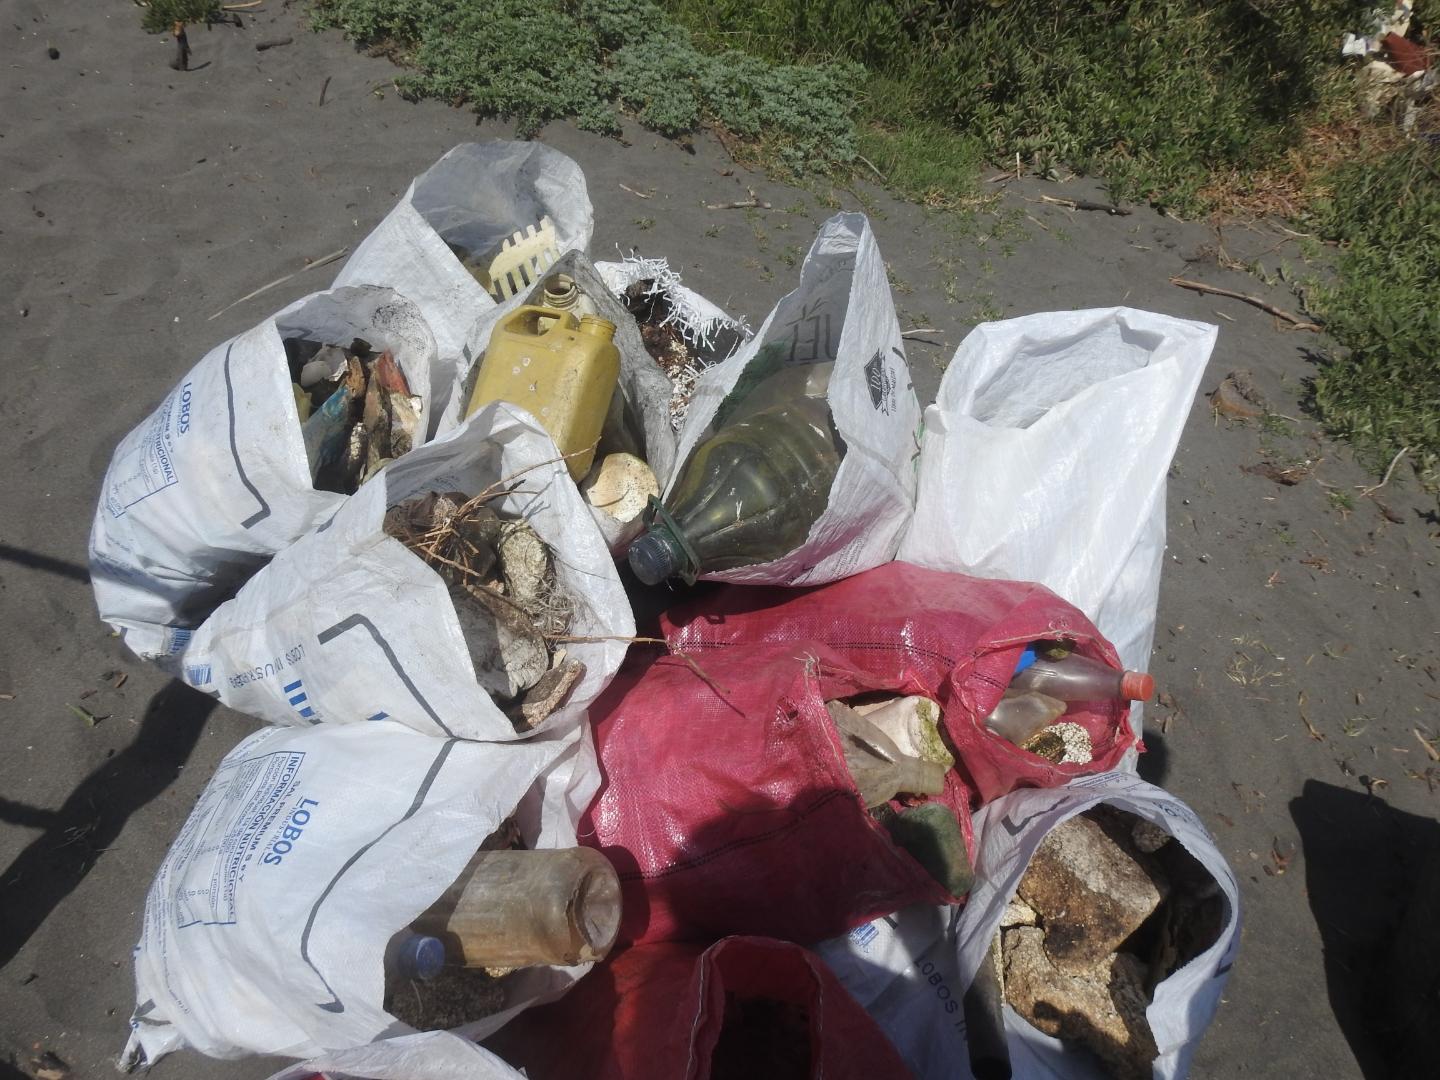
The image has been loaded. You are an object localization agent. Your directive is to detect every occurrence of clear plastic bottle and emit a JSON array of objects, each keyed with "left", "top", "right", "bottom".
[
  {"left": 1010, "top": 646, "right": 1154, "bottom": 703},
  {"left": 983, "top": 689, "right": 1067, "bottom": 745},
  {"left": 827, "top": 701, "right": 947, "bottom": 809},
  {"left": 628, "top": 394, "right": 842, "bottom": 584},
  {"left": 411, "top": 848, "right": 621, "bottom": 969}
]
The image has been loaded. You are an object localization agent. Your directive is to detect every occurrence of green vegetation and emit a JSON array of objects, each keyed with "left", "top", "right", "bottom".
[
  {"left": 308, "top": 0, "right": 861, "bottom": 171},
  {"left": 667, "top": 0, "right": 1370, "bottom": 214},
  {"left": 1304, "top": 144, "right": 1440, "bottom": 480},
  {"left": 140, "top": 0, "right": 221, "bottom": 33}
]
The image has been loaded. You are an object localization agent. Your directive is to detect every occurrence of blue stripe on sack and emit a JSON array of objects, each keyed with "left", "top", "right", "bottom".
[
  {"left": 288, "top": 693, "right": 307, "bottom": 706},
  {"left": 367, "top": 712, "right": 389, "bottom": 722},
  {"left": 283, "top": 679, "right": 303, "bottom": 693},
  {"left": 299, "top": 706, "right": 315, "bottom": 718}
]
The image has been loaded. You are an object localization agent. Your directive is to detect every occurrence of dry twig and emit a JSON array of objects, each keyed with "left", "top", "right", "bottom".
[
  {"left": 1414, "top": 728, "right": 1440, "bottom": 762},
  {"left": 1357, "top": 446, "right": 1409, "bottom": 498},
  {"left": 1039, "top": 194, "right": 1131, "bottom": 215},
  {"left": 1169, "top": 276, "right": 1320, "bottom": 330},
  {"left": 856, "top": 154, "right": 887, "bottom": 183},
  {"left": 208, "top": 248, "right": 349, "bottom": 320},
  {"left": 1298, "top": 691, "right": 1325, "bottom": 741},
  {"left": 706, "top": 188, "right": 772, "bottom": 211},
  {"left": 673, "top": 653, "right": 731, "bottom": 697}
]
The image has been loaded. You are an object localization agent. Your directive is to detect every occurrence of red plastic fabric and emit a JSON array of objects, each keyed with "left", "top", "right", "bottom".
[
  {"left": 582, "top": 641, "right": 973, "bottom": 945},
  {"left": 660, "top": 561, "right": 1138, "bottom": 805},
  {"left": 487, "top": 937, "right": 914, "bottom": 1080},
  {"left": 582, "top": 562, "right": 1136, "bottom": 946}
]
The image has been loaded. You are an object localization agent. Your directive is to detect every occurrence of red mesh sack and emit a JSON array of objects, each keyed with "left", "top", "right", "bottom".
[
  {"left": 661, "top": 561, "right": 1138, "bottom": 804},
  {"left": 486, "top": 936, "right": 914, "bottom": 1080},
  {"left": 582, "top": 640, "right": 974, "bottom": 945}
]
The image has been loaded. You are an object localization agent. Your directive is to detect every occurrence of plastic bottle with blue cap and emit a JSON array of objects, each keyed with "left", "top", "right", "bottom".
[{"left": 983, "top": 642, "right": 1153, "bottom": 747}]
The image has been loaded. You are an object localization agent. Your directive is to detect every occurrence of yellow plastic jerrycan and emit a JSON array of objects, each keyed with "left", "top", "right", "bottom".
[{"left": 465, "top": 306, "right": 621, "bottom": 481}]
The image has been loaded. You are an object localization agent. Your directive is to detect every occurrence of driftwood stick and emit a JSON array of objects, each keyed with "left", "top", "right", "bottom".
[
  {"left": 706, "top": 187, "right": 772, "bottom": 211},
  {"left": 1040, "top": 194, "right": 1131, "bottom": 215},
  {"left": 1169, "top": 276, "right": 1320, "bottom": 330}
]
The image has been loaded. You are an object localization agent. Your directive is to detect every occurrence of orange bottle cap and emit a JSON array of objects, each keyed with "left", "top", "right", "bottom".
[{"left": 1121, "top": 671, "right": 1155, "bottom": 702}]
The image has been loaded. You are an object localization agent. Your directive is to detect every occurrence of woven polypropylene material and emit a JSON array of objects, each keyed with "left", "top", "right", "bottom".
[
  {"left": 583, "top": 641, "right": 970, "bottom": 946},
  {"left": 487, "top": 936, "right": 915, "bottom": 1080},
  {"left": 582, "top": 564, "right": 1135, "bottom": 949},
  {"left": 661, "top": 561, "right": 1138, "bottom": 803}
]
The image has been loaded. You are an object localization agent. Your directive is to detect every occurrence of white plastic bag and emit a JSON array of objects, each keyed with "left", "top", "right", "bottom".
[
  {"left": 123, "top": 719, "right": 596, "bottom": 1066},
  {"left": 666, "top": 212, "right": 920, "bottom": 585},
  {"left": 816, "top": 771, "right": 1240, "bottom": 1080},
  {"left": 174, "top": 403, "right": 632, "bottom": 742},
  {"left": 898, "top": 308, "right": 1215, "bottom": 739},
  {"left": 89, "top": 286, "right": 439, "bottom": 661},
  {"left": 267, "top": 1031, "right": 523, "bottom": 1080},
  {"left": 334, "top": 142, "right": 594, "bottom": 427}
]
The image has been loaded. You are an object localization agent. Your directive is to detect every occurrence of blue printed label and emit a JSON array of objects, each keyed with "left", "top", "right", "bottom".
[
  {"left": 103, "top": 382, "right": 192, "bottom": 518},
  {"left": 159, "top": 750, "right": 307, "bottom": 928}
]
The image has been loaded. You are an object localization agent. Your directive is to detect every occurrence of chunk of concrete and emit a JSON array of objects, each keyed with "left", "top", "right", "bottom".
[
  {"left": 1017, "top": 812, "right": 1169, "bottom": 973},
  {"left": 1002, "top": 926, "right": 1157, "bottom": 1080}
]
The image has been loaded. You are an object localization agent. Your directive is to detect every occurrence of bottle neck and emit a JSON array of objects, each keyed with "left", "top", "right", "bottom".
[
  {"left": 628, "top": 498, "right": 701, "bottom": 585},
  {"left": 628, "top": 525, "right": 690, "bottom": 585}
]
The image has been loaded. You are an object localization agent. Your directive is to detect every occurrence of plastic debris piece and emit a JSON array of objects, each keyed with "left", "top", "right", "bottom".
[
  {"left": 826, "top": 700, "right": 947, "bottom": 808},
  {"left": 854, "top": 694, "right": 955, "bottom": 768}
]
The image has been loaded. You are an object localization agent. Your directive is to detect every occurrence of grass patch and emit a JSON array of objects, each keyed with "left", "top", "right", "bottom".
[
  {"left": 140, "top": 0, "right": 220, "bottom": 33},
  {"left": 308, "top": 0, "right": 861, "bottom": 172},
  {"left": 1303, "top": 144, "right": 1440, "bottom": 481},
  {"left": 856, "top": 116, "right": 985, "bottom": 209},
  {"left": 667, "top": 0, "right": 1369, "bottom": 216}
]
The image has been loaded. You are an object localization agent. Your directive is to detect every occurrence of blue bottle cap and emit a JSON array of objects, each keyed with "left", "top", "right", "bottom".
[
  {"left": 1013, "top": 645, "right": 1038, "bottom": 676},
  {"left": 395, "top": 934, "right": 445, "bottom": 981}
]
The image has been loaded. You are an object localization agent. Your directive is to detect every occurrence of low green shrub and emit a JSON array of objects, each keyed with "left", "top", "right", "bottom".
[
  {"left": 1306, "top": 144, "right": 1440, "bottom": 480},
  {"left": 309, "top": 0, "right": 861, "bottom": 171},
  {"left": 667, "top": 0, "right": 1372, "bottom": 215}
]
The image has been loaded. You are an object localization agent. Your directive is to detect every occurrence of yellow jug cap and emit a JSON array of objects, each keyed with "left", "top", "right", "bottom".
[{"left": 577, "top": 315, "right": 617, "bottom": 341}]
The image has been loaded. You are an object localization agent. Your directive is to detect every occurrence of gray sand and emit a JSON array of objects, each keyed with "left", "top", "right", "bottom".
[{"left": 2, "top": 3, "right": 1436, "bottom": 1078}]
